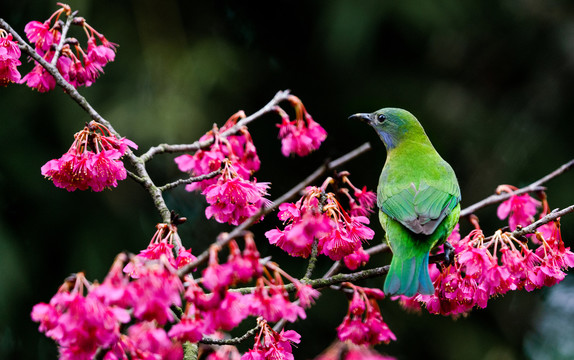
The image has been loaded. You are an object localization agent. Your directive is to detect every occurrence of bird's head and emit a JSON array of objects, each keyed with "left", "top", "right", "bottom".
[{"left": 350, "top": 108, "right": 427, "bottom": 150}]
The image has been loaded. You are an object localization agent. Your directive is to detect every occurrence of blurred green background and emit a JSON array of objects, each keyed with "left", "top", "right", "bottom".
[{"left": 2, "top": 0, "right": 574, "bottom": 359}]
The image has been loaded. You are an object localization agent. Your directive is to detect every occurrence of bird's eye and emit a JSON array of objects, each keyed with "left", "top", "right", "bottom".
[{"left": 376, "top": 114, "right": 386, "bottom": 123}]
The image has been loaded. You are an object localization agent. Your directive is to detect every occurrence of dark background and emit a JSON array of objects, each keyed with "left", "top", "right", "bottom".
[{"left": 2, "top": 1, "right": 574, "bottom": 359}]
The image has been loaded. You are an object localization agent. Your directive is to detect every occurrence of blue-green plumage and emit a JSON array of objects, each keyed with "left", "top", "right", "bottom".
[{"left": 351, "top": 108, "right": 461, "bottom": 297}]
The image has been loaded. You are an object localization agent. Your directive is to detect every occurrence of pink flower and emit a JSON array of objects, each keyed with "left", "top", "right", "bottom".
[
  {"left": 354, "top": 186, "right": 377, "bottom": 209},
  {"left": 41, "top": 121, "right": 136, "bottom": 192},
  {"left": 320, "top": 216, "right": 374, "bottom": 261},
  {"left": 21, "top": 62, "right": 56, "bottom": 92},
  {"left": 244, "top": 320, "right": 300, "bottom": 360},
  {"left": 168, "top": 311, "right": 205, "bottom": 343},
  {"left": 497, "top": 193, "right": 541, "bottom": 230},
  {"left": 276, "top": 95, "right": 327, "bottom": 157},
  {"left": 343, "top": 246, "right": 370, "bottom": 270},
  {"left": 337, "top": 285, "right": 395, "bottom": 346},
  {"left": 320, "top": 227, "right": 360, "bottom": 261},
  {"left": 294, "top": 282, "right": 321, "bottom": 308},
  {"left": 22, "top": 6, "right": 116, "bottom": 90},
  {"left": 266, "top": 210, "right": 332, "bottom": 258},
  {"left": 175, "top": 115, "right": 261, "bottom": 192},
  {"left": 246, "top": 279, "right": 306, "bottom": 323},
  {"left": 266, "top": 186, "right": 375, "bottom": 260},
  {"left": 203, "top": 164, "right": 271, "bottom": 226},
  {"left": 227, "top": 238, "right": 263, "bottom": 282},
  {"left": 24, "top": 20, "right": 56, "bottom": 53},
  {"left": 127, "top": 262, "right": 183, "bottom": 325},
  {"left": 202, "top": 291, "right": 249, "bottom": 331},
  {"left": 126, "top": 321, "right": 183, "bottom": 360},
  {"left": 91, "top": 254, "right": 132, "bottom": 308},
  {"left": 88, "top": 150, "right": 127, "bottom": 191},
  {"left": 0, "top": 33, "right": 22, "bottom": 86},
  {"left": 277, "top": 115, "right": 327, "bottom": 157},
  {"left": 87, "top": 35, "right": 117, "bottom": 66},
  {"left": 31, "top": 273, "right": 130, "bottom": 360}
]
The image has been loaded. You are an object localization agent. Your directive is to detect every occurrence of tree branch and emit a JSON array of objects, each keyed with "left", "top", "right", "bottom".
[
  {"left": 158, "top": 169, "right": 222, "bottom": 192},
  {"left": 513, "top": 205, "right": 574, "bottom": 238},
  {"left": 199, "top": 325, "right": 260, "bottom": 345},
  {"left": 460, "top": 159, "right": 574, "bottom": 217}
]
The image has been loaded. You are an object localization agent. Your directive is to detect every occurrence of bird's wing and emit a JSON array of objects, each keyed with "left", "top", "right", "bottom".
[{"left": 380, "top": 180, "right": 460, "bottom": 235}]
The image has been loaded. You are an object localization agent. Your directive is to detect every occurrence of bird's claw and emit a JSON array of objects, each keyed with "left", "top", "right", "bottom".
[{"left": 443, "top": 241, "right": 455, "bottom": 266}]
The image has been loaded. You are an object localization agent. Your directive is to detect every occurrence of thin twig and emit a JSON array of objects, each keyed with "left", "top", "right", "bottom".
[
  {"left": 513, "top": 205, "right": 574, "bottom": 238},
  {"left": 460, "top": 159, "right": 574, "bottom": 217},
  {"left": 158, "top": 169, "right": 222, "bottom": 192},
  {"left": 50, "top": 11, "right": 77, "bottom": 67},
  {"left": 177, "top": 142, "right": 372, "bottom": 278},
  {"left": 139, "top": 90, "right": 292, "bottom": 163},
  {"left": 200, "top": 325, "right": 260, "bottom": 345},
  {"left": 322, "top": 242, "right": 391, "bottom": 279},
  {"left": 303, "top": 239, "right": 320, "bottom": 280}
]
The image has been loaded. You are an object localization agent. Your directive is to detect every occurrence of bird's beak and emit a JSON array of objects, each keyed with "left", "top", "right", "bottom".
[{"left": 349, "top": 113, "right": 374, "bottom": 125}]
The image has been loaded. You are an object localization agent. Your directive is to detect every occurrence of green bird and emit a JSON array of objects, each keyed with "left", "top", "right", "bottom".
[{"left": 351, "top": 108, "right": 460, "bottom": 297}]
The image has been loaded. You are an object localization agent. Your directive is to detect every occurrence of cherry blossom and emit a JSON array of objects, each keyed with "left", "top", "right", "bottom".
[
  {"left": 41, "top": 121, "right": 136, "bottom": 192},
  {"left": 0, "top": 31, "right": 22, "bottom": 86}
]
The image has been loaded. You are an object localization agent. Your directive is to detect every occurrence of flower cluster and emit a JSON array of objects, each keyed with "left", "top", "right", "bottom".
[
  {"left": 0, "top": 30, "right": 22, "bottom": 86},
  {"left": 175, "top": 112, "right": 271, "bottom": 225},
  {"left": 203, "top": 159, "right": 271, "bottom": 226},
  {"left": 496, "top": 185, "right": 541, "bottom": 230},
  {"left": 242, "top": 318, "right": 301, "bottom": 360},
  {"left": 31, "top": 256, "right": 184, "bottom": 359},
  {"left": 315, "top": 341, "right": 397, "bottom": 360},
  {"left": 41, "top": 121, "right": 136, "bottom": 191},
  {"left": 265, "top": 174, "right": 375, "bottom": 265},
  {"left": 21, "top": 4, "right": 117, "bottom": 91},
  {"left": 175, "top": 111, "right": 261, "bottom": 192},
  {"left": 275, "top": 95, "right": 327, "bottom": 157},
  {"left": 397, "top": 192, "right": 574, "bottom": 317},
  {"left": 123, "top": 220, "right": 197, "bottom": 277},
  {"left": 336, "top": 284, "right": 396, "bottom": 346}
]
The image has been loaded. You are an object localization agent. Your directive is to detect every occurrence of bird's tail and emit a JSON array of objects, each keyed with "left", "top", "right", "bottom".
[{"left": 383, "top": 252, "right": 434, "bottom": 297}]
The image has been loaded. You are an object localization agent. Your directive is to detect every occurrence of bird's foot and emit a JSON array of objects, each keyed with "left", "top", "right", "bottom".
[{"left": 443, "top": 241, "right": 455, "bottom": 266}]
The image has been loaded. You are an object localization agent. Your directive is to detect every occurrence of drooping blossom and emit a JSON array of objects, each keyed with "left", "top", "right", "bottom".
[
  {"left": 21, "top": 4, "right": 117, "bottom": 91},
  {"left": 336, "top": 284, "right": 395, "bottom": 346},
  {"left": 294, "top": 281, "right": 321, "bottom": 309},
  {"left": 203, "top": 159, "right": 271, "bottom": 226},
  {"left": 496, "top": 185, "right": 541, "bottom": 230},
  {"left": 245, "top": 277, "right": 307, "bottom": 323},
  {"left": 266, "top": 200, "right": 332, "bottom": 258},
  {"left": 127, "top": 259, "right": 184, "bottom": 325},
  {"left": 241, "top": 318, "right": 301, "bottom": 360},
  {"left": 343, "top": 246, "right": 370, "bottom": 270},
  {"left": 0, "top": 31, "right": 22, "bottom": 86},
  {"left": 175, "top": 111, "right": 260, "bottom": 192},
  {"left": 124, "top": 321, "right": 183, "bottom": 360},
  {"left": 266, "top": 183, "right": 375, "bottom": 261},
  {"left": 275, "top": 95, "right": 327, "bottom": 157},
  {"left": 41, "top": 121, "right": 136, "bottom": 192},
  {"left": 167, "top": 304, "right": 206, "bottom": 343},
  {"left": 31, "top": 272, "right": 130, "bottom": 360},
  {"left": 342, "top": 176, "right": 377, "bottom": 217},
  {"left": 123, "top": 222, "right": 196, "bottom": 277}
]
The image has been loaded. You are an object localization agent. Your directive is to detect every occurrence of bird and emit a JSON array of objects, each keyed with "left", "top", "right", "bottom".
[{"left": 351, "top": 108, "right": 460, "bottom": 297}]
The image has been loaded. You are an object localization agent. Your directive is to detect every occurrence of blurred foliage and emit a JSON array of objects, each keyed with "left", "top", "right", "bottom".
[{"left": 1, "top": 0, "right": 574, "bottom": 359}]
